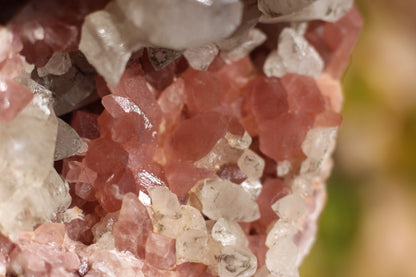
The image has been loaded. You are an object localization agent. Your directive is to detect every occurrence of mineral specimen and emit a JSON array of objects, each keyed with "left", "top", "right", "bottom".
[{"left": 0, "top": 0, "right": 362, "bottom": 276}]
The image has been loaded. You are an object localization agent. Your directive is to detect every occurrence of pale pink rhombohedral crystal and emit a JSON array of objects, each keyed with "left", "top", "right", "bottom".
[{"left": 0, "top": 0, "right": 362, "bottom": 276}]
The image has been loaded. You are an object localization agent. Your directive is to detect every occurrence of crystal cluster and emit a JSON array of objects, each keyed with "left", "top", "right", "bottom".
[{"left": 0, "top": 0, "right": 361, "bottom": 276}]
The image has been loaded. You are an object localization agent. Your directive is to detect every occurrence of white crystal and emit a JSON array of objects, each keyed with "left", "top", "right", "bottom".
[
  {"left": 265, "top": 237, "right": 298, "bottom": 276},
  {"left": 184, "top": 43, "right": 219, "bottom": 70},
  {"left": 195, "top": 137, "right": 243, "bottom": 170},
  {"left": 149, "top": 186, "right": 181, "bottom": 217},
  {"left": 223, "top": 28, "right": 266, "bottom": 61},
  {"left": 260, "top": 0, "right": 353, "bottom": 23},
  {"left": 237, "top": 149, "right": 265, "bottom": 180},
  {"left": 271, "top": 194, "right": 306, "bottom": 222},
  {"left": 264, "top": 28, "right": 323, "bottom": 78},
  {"left": 219, "top": 245, "right": 257, "bottom": 277},
  {"left": 291, "top": 175, "right": 314, "bottom": 198},
  {"left": 86, "top": 233, "right": 145, "bottom": 276},
  {"left": 212, "top": 218, "right": 249, "bottom": 247},
  {"left": 116, "top": 0, "right": 243, "bottom": 49},
  {"left": 54, "top": 118, "right": 88, "bottom": 161},
  {"left": 265, "top": 220, "right": 297, "bottom": 248},
  {"left": 300, "top": 127, "right": 338, "bottom": 175},
  {"left": 258, "top": 0, "right": 316, "bottom": 17},
  {"left": 151, "top": 203, "right": 207, "bottom": 238},
  {"left": 79, "top": 5, "right": 143, "bottom": 85},
  {"left": 225, "top": 131, "right": 252, "bottom": 150},
  {"left": 196, "top": 178, "right": 260, "bottom": 222},
  {"left": 176, "top": 229, "right": 209, "bottom": 264},
  {"left": 240, "top": 178, "right": 263, "bottom": 200},
  {"left": 277, "top": 160, "right": 292, "bottom": 177},
  {"left": 0, "top": 90, "right": 72, "bottom": 236},
  {"left": 263, "top": 50, "right": 286, "bottom": 78},
  {"left": 37, "top": 52, "right": 72, "bottom": 77}
]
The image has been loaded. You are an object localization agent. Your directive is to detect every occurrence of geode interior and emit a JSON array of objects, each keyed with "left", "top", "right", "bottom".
[{"left": 0, "top": 0, "right": 362, "bottom": 276}]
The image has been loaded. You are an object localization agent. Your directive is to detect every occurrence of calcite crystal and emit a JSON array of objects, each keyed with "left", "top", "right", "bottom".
[{"left": 0, "top": 0, "right": 362, "bottom": 276}]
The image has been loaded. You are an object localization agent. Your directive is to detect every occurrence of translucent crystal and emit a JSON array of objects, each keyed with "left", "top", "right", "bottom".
[
  {"left": 85, "top": 233, "right": 145, "bottom": 276},
  {"left": 258, "top": 0, "right": 316, "bottom": 17},
  {"left": 184, "top": 43, "right": 219, "bottom": 71},
  {"left": 223, "top": 28, "right": 266, "bottom": 61},
  {"left": 225, "top": 131, "right": 252, "bottom": 150},
  {"left": 265, "top": 220, "right": 297, "bottom": 248},
  {"left": 260, "top": 0, "right": 353, "bottom": 23},
  {"left": 271, "top": 194, "right": 306, "bottom": 222},
  {"left": 79, "top": 5, "right": 143, "bottom": 85},
  {"left": 54, "top": 118, "right": 88, "bottom": 161},
  {"left": 0, "top": 89, "right": 72, "bottom": 236},
  {"left": 151, "top": 203, "right": 207, "bottom": 239},
  {"left": 212, "top": 218, "right": 249, "bottom": 247},
  {"left": 265, "top": 237, "right": 298, "bottom": 276},
  {"left": 196, "top": 178, "right": 260, "bottom": 222},
  {"left": 218, "top": 245, "right": 257, "bottom": 277},
  {"left": 176, "top": 229, "right": 209, "bottom": 264},
  {"left": 264, "top": 28, "right": 323, "bottom": 78},
  {"left": 145, "top": 232, "right": 176, "bottom": 270},
  {"left": 194, "top": 137, "right": 243, "bottom": 170},
  {"left": 114, "top": 193, "right": 152, "bottom": 259},
  {"left": 300, "top": 127, "right": 338, "bottom": 174},
  {"left": 33, "top": 64, "right": 97, "bottom": 116},
  {"left": 237, "top": 149, "right": 265, "bottom": 180},
  {"left": 291, "top": 175, "right": 314, "bottom": 198},
  {"left": 276, "top": 160, "right": 292, "bottom": 177},
  {"left": 37, "top": 52, "right": 71, "bottom": 77},
  {"left": 116, "top": 0, "right": 243, "bottom": 49},
  {"left": 149, "top": 186, "right": 181, "bottom": 218},
  {"left": 91, "top": 212, "right": 119, "bottom": 242},
  {"left": 240, "top": 178, "right": 263, "bottom": 200},
  {"left": 147, "top": 47, "right": 183, "bottom": 71}
]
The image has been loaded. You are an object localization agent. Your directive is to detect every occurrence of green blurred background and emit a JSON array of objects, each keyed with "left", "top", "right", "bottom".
[{"left": 300, "top": 1, "right": 416, "bottom": 277}]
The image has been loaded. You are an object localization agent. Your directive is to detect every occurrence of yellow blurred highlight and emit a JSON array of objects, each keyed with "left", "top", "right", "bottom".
[{"left": 301, "top": 1, "right": 416, "bottom": 276}]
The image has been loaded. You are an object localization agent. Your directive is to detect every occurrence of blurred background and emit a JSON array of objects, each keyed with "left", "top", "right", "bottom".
[{"left": 300, "top": 1, "right": 416, "bottom": 277}]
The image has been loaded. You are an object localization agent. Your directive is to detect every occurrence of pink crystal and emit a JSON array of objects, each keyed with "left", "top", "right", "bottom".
[
  {"left": 114, "top": 193, "right": 152, "bottom": 259},
  {"left": 145, "top": 232, "right": 176, "bottom": 270}
]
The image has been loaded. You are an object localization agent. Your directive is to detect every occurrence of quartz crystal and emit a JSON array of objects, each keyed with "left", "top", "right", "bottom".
[
  {"left": 264, "top": 28, "right": 323, "bottom": 78},
  {"left": 116, "top": 0, "right": 243, "bottom": 49},
  {"left": 0, "top": 1, "right": 361, "bottom": 276}
]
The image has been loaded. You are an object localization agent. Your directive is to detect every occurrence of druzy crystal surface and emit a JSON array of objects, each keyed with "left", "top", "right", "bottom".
[{"left": 0, "top": 0, "right": 361, "bottom": 276}]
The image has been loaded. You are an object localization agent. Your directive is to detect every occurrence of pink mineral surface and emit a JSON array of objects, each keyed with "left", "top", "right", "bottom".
[{"left": 0, "top": 2, "right": 362, "bottom": 276}]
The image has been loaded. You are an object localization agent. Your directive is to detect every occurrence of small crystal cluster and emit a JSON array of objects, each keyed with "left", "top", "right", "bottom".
[{"left": 0, "top": 0, "right": 362, "bottom": 276}]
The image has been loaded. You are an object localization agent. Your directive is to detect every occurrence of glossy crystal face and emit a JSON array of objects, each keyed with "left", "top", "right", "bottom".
[{"left": 0, "top": 0, "right": 361, "bottom": 276}]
